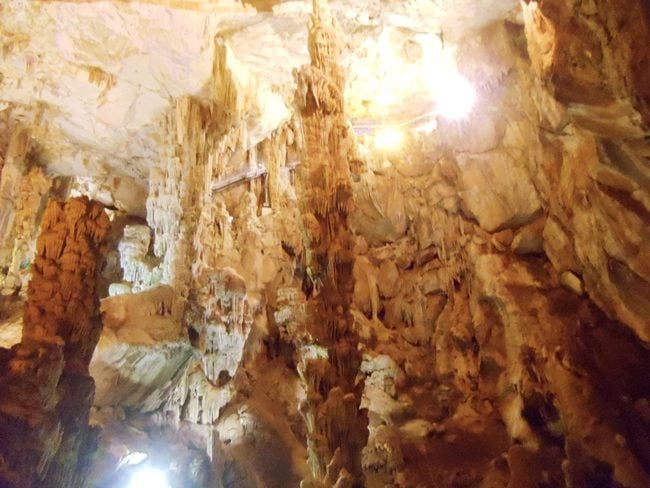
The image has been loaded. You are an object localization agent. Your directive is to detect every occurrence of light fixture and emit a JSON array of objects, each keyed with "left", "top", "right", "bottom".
[
  {"left": 374, "top": 127, "right": 404, "bottom": 150},
  {"left": 435, "top": 73, "right": 476, "bottom": 120},
  {"left": 127, "top": 467, "right": 170, "bottom": 488}
]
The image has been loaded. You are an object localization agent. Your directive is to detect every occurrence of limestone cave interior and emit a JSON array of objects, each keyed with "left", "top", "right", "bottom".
[{"left": 0, "top": 0, "right": 649, "bottom": 487}]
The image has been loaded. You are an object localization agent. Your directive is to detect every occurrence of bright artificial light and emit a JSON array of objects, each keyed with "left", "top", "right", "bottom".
[
  {"left": 127, "top": 467, "right": 170, "bottom": 488},
  {"left": 375, "top": 127, "right": 404, "bottom": 150},
  {"left": 375, "top": 89, "right": 396, "bottom": 109},
  {"left": 117, "top": 451, "right": 148, "bottom": 470},
  {"left": 435, "top": 73, "right": 476, "bottom": 120},
  {"left": 414, "top": 118, "right": 438, "bottom": 133}
]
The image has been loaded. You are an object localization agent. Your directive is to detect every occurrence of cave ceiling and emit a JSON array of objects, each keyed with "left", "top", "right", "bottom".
[{"left": 0, "top": 0, "right": 520, "bottom": 181}]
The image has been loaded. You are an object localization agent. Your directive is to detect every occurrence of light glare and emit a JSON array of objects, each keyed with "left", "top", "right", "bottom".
[
  {"left": 127, "top": 467, "right": 170, "bottom": 488},
  {"left": 375, "top": 127, "right": 404, "bottom": 150},
  {"left": 117, "top": 451, "right": 148, "bottom": 470},
  {"left": 436, "top": 73, "right": 476, "bottom": 120}
]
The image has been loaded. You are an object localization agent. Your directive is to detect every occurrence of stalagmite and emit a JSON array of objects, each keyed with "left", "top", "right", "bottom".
[
  {"left": 0, "top": 197, "right": 110, "bottom": 487},
  {"left": 293, "top": 1, "right": 368, "bottom": 486}
]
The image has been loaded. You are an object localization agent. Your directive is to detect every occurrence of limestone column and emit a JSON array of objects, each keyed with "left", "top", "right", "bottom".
[
  {"left": 0, "top": 197, "right": 110, "bottom": 487},
  {"left": 294, "top": 1, "right": 368, "bottom": 486}
]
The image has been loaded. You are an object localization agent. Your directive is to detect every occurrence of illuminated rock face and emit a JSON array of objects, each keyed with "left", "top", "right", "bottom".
[
  {"left": 0, "top": 1, "right": 649, "bottom": 487},
  {"left": 0, "top": 128, "right": 52, "bottom": 295}
]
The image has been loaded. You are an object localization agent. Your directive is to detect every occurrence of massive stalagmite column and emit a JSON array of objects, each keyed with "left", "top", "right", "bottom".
[
  {"left": 0, "top": 196, "right": 110, "bottom": 487},
  {"left": 22, "top": 197, "right": 110, "bottom": 369},
  {"left": 294, "top": 1, "right": 368, "bottom": 486}
]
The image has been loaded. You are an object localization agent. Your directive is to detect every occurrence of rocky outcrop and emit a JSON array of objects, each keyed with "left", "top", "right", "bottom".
[
  {"left": 0, "top": 197, "right": 110, "bottom": 487},
  {"left": 523, "top": 0, "right": 650, "bottom": 128},
  {"left": 521, "top": 0, "right": 650, "bottom": 342},
  {"left": 92, "top": 285, "right": 191, "bottom": 410}
]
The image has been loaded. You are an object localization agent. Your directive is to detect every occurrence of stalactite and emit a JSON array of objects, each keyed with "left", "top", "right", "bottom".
[
  {"left": 147, "top": 89, "right": 235, "bottom": 292},
  {"left": 141, "top": 32, "right": 265, "bottom": 432}
]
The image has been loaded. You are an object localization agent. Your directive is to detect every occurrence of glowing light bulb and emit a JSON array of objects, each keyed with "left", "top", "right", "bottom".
[
  {"left": 375, "top": 127, "right": 403, "bottom": 150},
  {"left": 436, "top": 73, "right": 476, "bottom": 120},
  {"left": 128, "top": 467, "right": 170, "bottom": 488}
]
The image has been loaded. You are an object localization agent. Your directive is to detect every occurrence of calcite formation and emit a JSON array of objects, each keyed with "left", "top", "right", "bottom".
[
  {"left": 293, "top": 1, "right": 368, "bottom": 486},
  {"left": 0, "top": 127, "right": 39, "bottom": 294},
  {"left": 0, "top": 0, "right": 649, "bottom": 487},
  {"left": 0, "top": 197, "right": 110, "bottom": 487}
]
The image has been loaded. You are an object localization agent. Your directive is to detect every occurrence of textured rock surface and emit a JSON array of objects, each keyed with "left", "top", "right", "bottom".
[
  {"left": 293, "top": 2, "right": 368, "bottom": 485},
  {"left": 521, "top": 0, "right": 650, "bottom": 343},
  {"left": 0, "top": 0, "right": 649, "bottom": 487},
  {"left": 0, "top": 197, "right": 109, "bottom": 487}
]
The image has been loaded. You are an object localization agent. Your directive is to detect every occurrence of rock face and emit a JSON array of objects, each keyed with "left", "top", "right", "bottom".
[
  {"left": 0, "top": 197, "right": 110, "bottom": 487},
  {"left": 0, "top": 1, "right": 649, "bottom": 487},
  {"left": 522, "top": 0, "right": 650, "bottom": 344}
]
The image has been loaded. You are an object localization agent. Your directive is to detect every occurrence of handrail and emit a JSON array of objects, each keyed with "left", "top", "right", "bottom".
[{"left": 210, "top": 159, "right": 300, "bottom": 194}]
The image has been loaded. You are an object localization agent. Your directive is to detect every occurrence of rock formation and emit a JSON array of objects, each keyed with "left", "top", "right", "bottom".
[
  {"left": 0, "top": 197, "right": 110, "bottom": 487},
  {"left": 293, "top": 1, "right": 368, "bottom": 486},
  {"left": 0, "top": 0, "right": 649, "bottom": 487}
]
